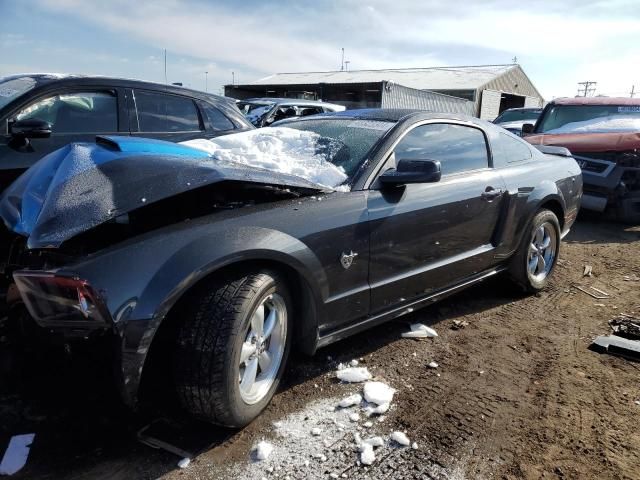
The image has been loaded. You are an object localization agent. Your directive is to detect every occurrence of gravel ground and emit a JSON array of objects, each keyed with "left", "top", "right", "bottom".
[{"left": 1, "top": 218, "right": 639, "bottom": 480}]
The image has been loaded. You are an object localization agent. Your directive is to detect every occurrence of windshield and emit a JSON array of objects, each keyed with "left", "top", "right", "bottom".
[
  {"left": 537, "top": 105, "right": 640, "bottom": 134},
  {"left": 238, "top": 101, "right": 275, "bottom": 124},
  {"left": 283, "top": 119, "right": 393, "bottom": 178},
  {"left": 495, "top": 109, "right": 541, "bottom": 124},
  {"left": 181, "top": 119, "right": 393, "bottom": 189},
  {"left": 0, "top": 75, "right": 38, "bottom": 110}
]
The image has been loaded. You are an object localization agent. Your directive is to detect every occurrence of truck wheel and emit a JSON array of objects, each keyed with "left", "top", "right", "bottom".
[
  {"left": 508, "top": 209, "right": 561, "bottom": 292},
  {"left": 173, "top": 270, "right": 292, "bottom": 427}
]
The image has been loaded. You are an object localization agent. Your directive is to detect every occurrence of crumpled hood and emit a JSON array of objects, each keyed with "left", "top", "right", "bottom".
[
  {"left": 0, "top": 136, "right": 327, "bottom": 249},
  {"left": 525, "top": 131, "right": 640, "bottom": 153}
]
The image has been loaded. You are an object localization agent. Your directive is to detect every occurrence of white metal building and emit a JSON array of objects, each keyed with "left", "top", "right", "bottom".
[{"left": 226, "top": 64, "right": 544, "bottom": 119}]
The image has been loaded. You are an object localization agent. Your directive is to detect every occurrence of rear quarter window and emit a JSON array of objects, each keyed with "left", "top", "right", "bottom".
[
  {"left": 201, "top": 104, "right": 235, "bottom": 131},
  {"left": 492, "top": 132, "right": 533, "bottom": 166}
]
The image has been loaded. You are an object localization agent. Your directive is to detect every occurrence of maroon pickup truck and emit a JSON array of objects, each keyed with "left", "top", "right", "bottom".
[{"left": 524, "top": 97, "right": 640, "bottom": 222}]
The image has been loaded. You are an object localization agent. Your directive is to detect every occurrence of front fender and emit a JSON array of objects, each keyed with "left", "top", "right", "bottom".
[{"left": 66, "top": 224, "right": 328, "bottom": 406}]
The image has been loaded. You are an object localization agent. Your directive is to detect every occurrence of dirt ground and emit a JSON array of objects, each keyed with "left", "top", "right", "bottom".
[{"left": 1, "top": 218, "right": 639, "bottom": 480}]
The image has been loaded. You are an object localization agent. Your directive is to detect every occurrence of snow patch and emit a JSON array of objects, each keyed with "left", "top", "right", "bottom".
[
  {"left": 545, "top": 115, "right": 640, "bottom": 134},
  {"left": 254, "top": 441, "right": 274, "bottom": 461},
  {"left": 336, "top": 367, "right": 372, "bottom": 383},
  {"left": 428, "top": 361, "right": 439, "bottom": 369},
  {"left": 363, "top": 381, "right": 396, "bottom": 405},
  {"left": 338, "top": 393, "right": 362, "bottom": 408},
  {"left": 177, "top": 458, "right": 191, "bottom": 469},
  {"left": 181, "top": 127, "right": 349, "bottom": 189},
  {"left": 391, "top": 431, "right": 411, "bottom": 446}
]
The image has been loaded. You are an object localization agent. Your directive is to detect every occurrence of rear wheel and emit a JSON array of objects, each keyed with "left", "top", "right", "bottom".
[
  {"left": 508, "top": 209, "right": 561, "bottom": 292},
  {"left": 173, "top": 270, "right": 292, "bottom": 427}
]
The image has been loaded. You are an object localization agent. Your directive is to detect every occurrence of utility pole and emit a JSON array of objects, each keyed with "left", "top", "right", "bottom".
[
  {"left": 631, "top": 85, "right": 636, "bottom": 98},
  {"left": 345, "top": 60, "right": 351, "bottom": 72},
  {"left": 205, "top": 71, "right": 208, "bottom": 92},
  {"left": 577, "top": 81, "right": 597, "bottom": 97},
  {"left": 164, "top": 49, "right": 167, "bottom": 84},
  {"left": 340, "top": 48, "right": 345, "bottom": 71}
]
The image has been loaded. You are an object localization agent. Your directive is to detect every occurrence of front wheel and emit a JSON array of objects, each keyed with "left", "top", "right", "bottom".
[
  {"left": 508, "top": 209, "right": 561, "bottom": 292},
  {"left": 173, "top": 270, "right": 292, "bottom": 427}
]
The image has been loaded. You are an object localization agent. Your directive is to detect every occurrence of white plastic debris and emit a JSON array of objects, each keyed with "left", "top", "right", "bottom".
[
  {"left": 336, "top": 367, "right": 372, "bottom": 383},
  {"left": 177, "top": 458, "right": 191, "bottom": 469},
  {"left": 311, "top": 427, "right": 322, "bottom": 436},
  {"left": 338, "top": 393, "right": 362, "bottom": 408},
  {"left": 363, "top": 381, "right": 396, "bottom": 405},
  {"left": 349, "top": 412, "right": 361, "bottom": 422},
  {"left": 391, "top": 431, "right": 411, "bottom": 446},
  {"left": 401, "top": 323, "right": 438, "bottom": 338},
  {"left": 0, "top": 433, "right": 35, "bottom": 475},
  {"left": 428, "top": 361, "right": 439, "bottom": 369},
  {"left": 254, "top": 441, "right": 274, "bottom": 461}
]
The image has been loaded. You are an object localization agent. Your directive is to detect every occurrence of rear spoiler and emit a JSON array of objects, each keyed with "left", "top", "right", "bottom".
[{"left": 534, "top": 145, "right": 572, "bottom": 157}]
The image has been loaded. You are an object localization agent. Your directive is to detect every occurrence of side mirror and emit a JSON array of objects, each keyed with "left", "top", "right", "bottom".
[
  {"left": 379, "top": 159, "right": 442, "bottom": 186},
  {"left": 521, "top": 123, "right": 534, "bottom": 135},
  {"left": 11, "top": 118, "right": 52, "bottom": 139}
]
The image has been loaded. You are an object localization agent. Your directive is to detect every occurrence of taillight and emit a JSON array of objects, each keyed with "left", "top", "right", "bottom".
[{"left": 13, "top": 271, "right": 110, "bottom": 327}]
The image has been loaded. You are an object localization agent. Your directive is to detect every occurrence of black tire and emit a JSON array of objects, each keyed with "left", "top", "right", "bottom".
[
  {"left": 173, "top": 270, "right": 292, "bottom": 427},
  {"left": 508, "top": 209, "right": 561, "bottom": 292}
]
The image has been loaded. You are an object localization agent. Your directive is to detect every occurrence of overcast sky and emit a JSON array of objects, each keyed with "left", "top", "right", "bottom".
[{"left": 1, "top": 0, "right": 639, "bottom": 99}]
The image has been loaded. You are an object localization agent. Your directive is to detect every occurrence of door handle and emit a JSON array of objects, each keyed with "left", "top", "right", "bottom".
[{"left": 481, "top": 187, "right": 504, "bottom": 201}]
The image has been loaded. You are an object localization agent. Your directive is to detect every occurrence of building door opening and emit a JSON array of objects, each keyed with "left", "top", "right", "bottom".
[{"left": 499, "top": 93, "right": 525, "bottom": 113}]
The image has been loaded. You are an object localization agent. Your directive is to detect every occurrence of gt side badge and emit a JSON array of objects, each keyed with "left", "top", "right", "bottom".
[{"left": 340, "top": 251, "right": 358, "bottom": 269}]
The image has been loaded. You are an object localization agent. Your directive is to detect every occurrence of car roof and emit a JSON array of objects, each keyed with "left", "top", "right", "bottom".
[
  {"left": 2, "top": 73, "right": 231, "bottom": 104},
  {"left": 500, "top": 107, "right": 542, "bottom": 112},
  {"left": 550, "top": 96, "right": 640, "bottom": 106},
  {"left": 242, "top": 97, "right": 342, "bottom": 107}
]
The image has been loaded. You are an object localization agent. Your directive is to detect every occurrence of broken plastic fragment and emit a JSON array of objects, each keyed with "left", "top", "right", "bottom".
[
  {"left": 390, "top": 431, "right": 411, "bottom": 446},
  {"left": 254, "top": 441, "right": 274, "bottom": 461},
  {"left": 336, "top": 367, "right": 372, "bottom": 383},
  {"left": 401, "top": 323, "right": 438, "bottom": 338},
  {"left": 363, "top": 381, "right": 396, "bottom": 405},
  {"left": 338, "top": 393, "right": 362, "bottom": 408}
]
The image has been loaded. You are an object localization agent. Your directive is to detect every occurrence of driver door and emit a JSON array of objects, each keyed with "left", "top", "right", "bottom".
[{"left": 367, "top": 122, "right": 507, "bottom": 313}]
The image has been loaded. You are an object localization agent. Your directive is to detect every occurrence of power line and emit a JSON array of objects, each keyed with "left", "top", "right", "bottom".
[{"left": 577, "top": 81, "right": 597, "bottom": 97}]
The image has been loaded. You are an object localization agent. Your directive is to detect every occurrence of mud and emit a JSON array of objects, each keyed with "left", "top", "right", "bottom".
[{"left": 1, "top": 219, "right": 639, "bottom": 479}]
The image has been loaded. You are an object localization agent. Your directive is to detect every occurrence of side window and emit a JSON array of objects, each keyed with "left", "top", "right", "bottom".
[
  {"left": 16, "top": 91, "right": 117, "bottom": 134},
  {"left": 134, "top": 90, "right": 201, "bottom": 132},
  {"left": 393, "top": 123, "right": 489, "bottom": 175},
  {"left": 201, "top": 104, "right": 235, "bottom": 131},
  {"left": 299, "top": 107, "right": 323, "bottom": 117},
  {"left": 493, "top": 132, "right": 532, "bottom": 164}
]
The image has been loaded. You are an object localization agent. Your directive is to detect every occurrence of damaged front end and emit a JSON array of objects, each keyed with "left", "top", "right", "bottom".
[
  {"left": 575, "top": 149, "right": 640, "bottom": 220},
  {"left": 0, "top": 135, "right": 327, "bottom": 344}
]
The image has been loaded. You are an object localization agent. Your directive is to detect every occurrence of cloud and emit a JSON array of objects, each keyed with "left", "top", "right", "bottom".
[{"left": 15, "top": 0, "right": 640, "bottom": 98}]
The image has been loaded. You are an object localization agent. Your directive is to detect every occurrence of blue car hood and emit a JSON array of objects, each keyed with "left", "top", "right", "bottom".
[{"left": 0, "top": 136, "right": 326, "bottom": 249}]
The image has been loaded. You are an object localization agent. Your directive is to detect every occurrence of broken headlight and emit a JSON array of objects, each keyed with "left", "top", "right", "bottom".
[{"left": 13, "top": 271, "right": 110, "bottom": 328}]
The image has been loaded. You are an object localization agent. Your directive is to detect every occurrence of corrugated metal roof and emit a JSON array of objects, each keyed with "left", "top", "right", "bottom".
[{"left": 249, "top": 65, "right": 516, "bottom": 90}]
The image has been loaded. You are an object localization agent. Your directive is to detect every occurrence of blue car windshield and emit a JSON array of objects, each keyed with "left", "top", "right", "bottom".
[{"left": 0, "top": 76, "right": 39, "bottom": 110}]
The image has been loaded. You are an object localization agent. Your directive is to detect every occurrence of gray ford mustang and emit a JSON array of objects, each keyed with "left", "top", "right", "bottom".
[{"left": 0, "top": 109, "right": 582, "bottom": 427}]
